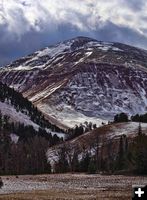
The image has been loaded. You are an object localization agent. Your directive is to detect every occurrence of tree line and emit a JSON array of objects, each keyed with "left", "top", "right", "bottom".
[
  {"left": 114, "top": 112, "right": 147, "bottom": 123},
  {"left": 66, "top": 121, "right": 97, "bottom": 140}
]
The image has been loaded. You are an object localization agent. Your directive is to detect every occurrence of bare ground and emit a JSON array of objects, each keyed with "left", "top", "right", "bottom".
[{"left": 0, "top": 174, "right": 147, "bottom": 200}]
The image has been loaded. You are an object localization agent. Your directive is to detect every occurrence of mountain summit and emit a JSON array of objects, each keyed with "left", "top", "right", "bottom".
[{"left": 0, "top": 36, "right": 147, "bottom": 127}]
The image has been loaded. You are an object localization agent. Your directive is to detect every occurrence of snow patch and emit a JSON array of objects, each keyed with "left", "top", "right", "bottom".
[
  {"left": 38, "top": 102, "right": 107, "bottom": 128},
  {"left": 0, "top": 101, "right": 39, "bottom": 130},
  {"left": 37, "top": 42, "right": 72, "bottom": 58},
  {"left": 10, "top": 134, "right": 19, "bottom": 144}
]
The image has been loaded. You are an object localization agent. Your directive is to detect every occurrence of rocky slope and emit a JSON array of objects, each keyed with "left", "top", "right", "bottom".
[{"left": 0, "top": 36, "right": 147, "bottom": 127}]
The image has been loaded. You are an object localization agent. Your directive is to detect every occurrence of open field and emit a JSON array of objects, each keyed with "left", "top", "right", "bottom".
[{"left": 0, "top": 174, "right": 147, "bottom": 199}]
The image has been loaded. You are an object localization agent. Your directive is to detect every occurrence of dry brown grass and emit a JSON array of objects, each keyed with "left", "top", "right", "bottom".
[{"left": 0, "top": 188, "right": 131, "bottom": 200}]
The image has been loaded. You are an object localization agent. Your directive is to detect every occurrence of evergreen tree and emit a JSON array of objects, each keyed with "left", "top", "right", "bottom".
[
  {"left": 114, "top": 113, "right": 128, "bottom": 123},
  {"left": 132, "top": 133, "right": 147, "bottom": 174},
  {"left": 138, "top": 122, "right": 142, "bottom": 136},
  {"left": 88, "top": 159, "right": 96, "bottom": 174},
  {"left": 0, "top": 177, "right": 3, "bottom": 188},
  {"left": 79, "top": 153, "right": 91, "bottom": 172},
  {"left": 116, "top": 136, "right": 125, "bottom": 170},
  {"left": 55, "top": 146, "right": 69, "bottom": 173}
]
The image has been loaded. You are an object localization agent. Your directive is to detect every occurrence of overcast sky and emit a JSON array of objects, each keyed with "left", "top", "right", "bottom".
[{"left": 0, "top": 0, "right": 147, "bottom": 66}]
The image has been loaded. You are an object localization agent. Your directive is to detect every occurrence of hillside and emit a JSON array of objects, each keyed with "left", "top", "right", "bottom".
[
  {"left": 47, "top": 122, "right": 147, "bottom": 172},
  {"left": 0, "top": 82, "right": 65, "bottom": 139},
  {"left": 0, "top": 37, "right": 147, "bottom": 127}
]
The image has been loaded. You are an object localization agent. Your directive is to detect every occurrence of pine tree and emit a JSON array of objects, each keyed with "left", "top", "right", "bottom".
[
  {"left": 133, "top": 133, "right": 147, "bottom": 174},
  {"left": 138, "top": 122, "right": 142, "bottom": 136},
  {"left": 114, "top": 113, "right": 128, "bottom": 123},
  {"left": 116, "top": 136, "right": 125, "bottom": 170},
  {"left": 0, "top": 177, "right": 3, "bottom": 188},
  {"left": 88, "top": 159, "right": 96, "bottom": 174},
  {"left": 55, "top": 145, "right": 69, "bottom": 173},
  {"left": 79, "top": 153, "right": 90, "bottom": 172}
]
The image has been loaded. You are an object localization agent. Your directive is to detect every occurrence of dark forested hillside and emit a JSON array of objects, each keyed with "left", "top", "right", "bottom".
[{"left": 0, "top": 82, "right": 63, "bottom": 133}]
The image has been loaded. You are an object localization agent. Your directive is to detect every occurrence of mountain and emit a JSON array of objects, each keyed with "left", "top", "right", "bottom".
[{"left": 0, "top": 36, "right": 147, "bottom": 128}]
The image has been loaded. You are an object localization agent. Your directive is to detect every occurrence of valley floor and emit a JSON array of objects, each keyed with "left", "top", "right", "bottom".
[{"left": 0, "top": 173, "right": 147, "bottom": 200}]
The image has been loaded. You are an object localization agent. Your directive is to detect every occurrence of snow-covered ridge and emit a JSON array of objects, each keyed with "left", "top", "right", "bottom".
[
  {"left": 2, "top": 37, "right": 125, "bottom": 71},
  {"left": 29, "top": 40, "right": 123, "bottom": 66},
  {"left": 37, "top": 42, "right": 72, "bottom": 58},
  {"left": 36, "top": 40, "right": 122, "bottom": 59},
  {"left": 85, "top": 41, "right": 123, "bottom": 52}
]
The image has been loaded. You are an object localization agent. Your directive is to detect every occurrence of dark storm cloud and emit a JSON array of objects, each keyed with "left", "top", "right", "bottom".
[{"left": 93, "top": 21, "right": 147, "bottom": 48}]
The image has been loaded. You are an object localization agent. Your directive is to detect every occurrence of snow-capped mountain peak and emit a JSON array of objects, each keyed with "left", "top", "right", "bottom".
[{"left": 0, "top": 36, "right": 147, "bottom": 128}]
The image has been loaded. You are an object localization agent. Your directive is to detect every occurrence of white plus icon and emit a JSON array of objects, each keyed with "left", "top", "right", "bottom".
[{"left": 135, "top": 188, "right": 144, "bottom": 198}]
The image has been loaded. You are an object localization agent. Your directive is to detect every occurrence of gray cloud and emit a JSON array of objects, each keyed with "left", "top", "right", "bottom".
[{"left": 123, "top": 0, "right": 145, "bottom": 11}]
